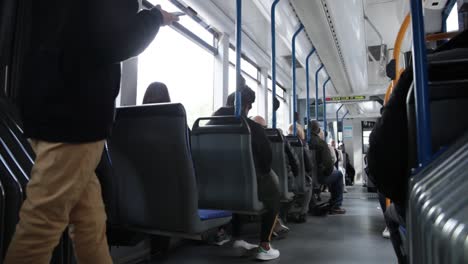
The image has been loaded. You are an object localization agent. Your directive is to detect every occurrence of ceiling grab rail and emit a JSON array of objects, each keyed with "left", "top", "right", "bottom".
[
  {"left": 271, "top": 0, "right": 280, "bottom": 128},
  {"left": 305, "top": 48, "right": 317, "bottom": 143},
  {"left": 291, "top": 24, "right": 304, "bottom": 136},
  {"left": 322, "top": 77, "right": 332, "bottom": 135},
  {"left": 410, "top": 0, "right": 432, "bottom": 166},
  {"left": 234, "top": 0, "right": 243, "bottom": 117},
  {"left": 315, "top": 64, "right": 325, "bottom": 120},
  {"left": 341, "top": 110, "right": 349, "bottom": 124}
]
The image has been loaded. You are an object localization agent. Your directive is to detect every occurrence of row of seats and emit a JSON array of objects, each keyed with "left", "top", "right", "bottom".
[{"left": 0, "top": 99, "right": 73, "bottom": 263}]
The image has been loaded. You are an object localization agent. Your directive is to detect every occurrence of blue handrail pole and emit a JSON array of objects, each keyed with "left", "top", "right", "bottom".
[
  {"left": 315, "top": 64, "right": 325, "bottom": 120},
  {"left": 410, "top": 0, "right": 432, "bottom": 166},
  {"left": 306, "top": 48, "right": 317, "bottom": 142},
  {"left": 341, "top": 110, "right": 349, "bottom": 124},
  {"left": 322, "top": 77, "right": 331, "bottom": 135},
  {"left": 271, "top": 0, "right": 280, "bottom": 128},
  {"left": 291, "top": 24, "right": 304, "bottom": 136},
  {"left": 235, "top": 0, "right": 243, "bottom": 117}
]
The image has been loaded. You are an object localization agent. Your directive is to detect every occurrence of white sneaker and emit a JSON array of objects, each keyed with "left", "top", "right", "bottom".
[
  {"left": 255, "top": 245, "right": 280, "bottom": 261},
  {"left": 233, "top": 240, "right": 257, "bottom": 250},
  {"left": 382, "top": 227, "right": 390, "bottom": 239}
]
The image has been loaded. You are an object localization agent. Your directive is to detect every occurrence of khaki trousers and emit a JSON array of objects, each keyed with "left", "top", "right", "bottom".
[{"left": 4, "top": 140, "right": 112, "bottom": 264}]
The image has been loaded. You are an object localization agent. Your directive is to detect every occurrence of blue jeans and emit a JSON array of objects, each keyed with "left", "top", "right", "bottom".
[{"left": 322, "top": 170, "right": 344, "bottom": 208}]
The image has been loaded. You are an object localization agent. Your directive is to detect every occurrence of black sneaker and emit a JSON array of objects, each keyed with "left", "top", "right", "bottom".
[{"left": 329, "top": 207, "right": 346, "bottom": 215}]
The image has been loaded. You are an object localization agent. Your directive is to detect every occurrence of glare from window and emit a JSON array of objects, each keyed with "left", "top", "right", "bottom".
[
  {"left": 447, "top": 2, "right": 459, "bottom": 32},
  {"left": 138, "top": 25, "right": 214, "bottom": 128}
]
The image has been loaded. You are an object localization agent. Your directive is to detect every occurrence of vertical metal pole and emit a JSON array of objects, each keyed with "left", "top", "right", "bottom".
[
  {"left": 410, "top": 0, "right": 432, "bottom": 166},
  {"left": 291, "top": 24, "right": 304, "bottom": 136},
  {"left": 306, "top": 48, "right": 317, "bottom": 143},
  {"left": 235, "top": 0, "right": 243, "bottom": 117},
  {"left": 271, "top": 0, "right": 280, "bottom": 128},
  {"left": 315, "top": 64, "right": 325, "bottom": 120},
  {"left": 322, "top": 77, "right": 331, "bottom": 135},
  {"left": 336, "top": 104, "right": 344, "bottom": 143}
]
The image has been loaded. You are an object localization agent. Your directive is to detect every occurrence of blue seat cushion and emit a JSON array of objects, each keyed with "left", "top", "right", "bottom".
[{"left": 198, "top": 209, "right": 232, "bottom": 221}]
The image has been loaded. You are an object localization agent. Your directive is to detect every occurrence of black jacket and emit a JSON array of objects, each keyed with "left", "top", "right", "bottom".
[
  {"left": 308, "top": 133, "right": 334, "bottom": 183},
  {"left": 212, "top": 107, "right": 272, "bottom": 174},
  {"left": 285, "top": 140, "right": 299, "bottom": 176},
  {"left": 20, "top": 0, "right": 163, "bottom": 142}
]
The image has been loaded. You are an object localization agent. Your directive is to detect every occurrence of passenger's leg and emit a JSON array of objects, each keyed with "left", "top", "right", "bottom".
[
  {"left": 327, "top": 170, "right": 344, "bottom": 208},
  {"left": 68, "top": 173, "right": 112, "bottom": 263},
  {"left": 385, "top": 204, "right": 407, "bottom": 264},
  {"left": 4, "top": 140, "right": 109, "bottom": 264}
]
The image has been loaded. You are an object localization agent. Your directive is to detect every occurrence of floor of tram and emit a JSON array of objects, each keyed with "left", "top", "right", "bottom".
[{"left": 148, "top": 186, "right": 396, "bottom": 264}]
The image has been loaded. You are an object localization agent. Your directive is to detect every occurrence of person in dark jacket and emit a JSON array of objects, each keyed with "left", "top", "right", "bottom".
[
  {"left": 5, "top": 2, "right": 178, "bottom": 263},
  {"left": 213, "top": 86, "right": 281, "bottom": 261},
  {"left": 308, "top": 120, "right": 345, "bottom": 214}
]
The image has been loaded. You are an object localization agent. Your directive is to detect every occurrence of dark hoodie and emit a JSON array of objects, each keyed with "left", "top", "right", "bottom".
[{"left": 20, "top": 0, "right": 163, "bottom": 142}]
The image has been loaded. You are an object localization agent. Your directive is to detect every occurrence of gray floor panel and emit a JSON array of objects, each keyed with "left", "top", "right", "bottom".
[{"left": 151, "top": 188, "right": 396, "bottom": 264}]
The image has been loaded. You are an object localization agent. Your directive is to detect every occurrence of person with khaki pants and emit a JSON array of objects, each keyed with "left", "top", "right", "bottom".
[{"left": 4, "top": 1, "right": 178, "bottom": 263}]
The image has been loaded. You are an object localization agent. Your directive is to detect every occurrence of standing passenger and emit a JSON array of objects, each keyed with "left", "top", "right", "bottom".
[{"left": 5, "top": 2, "right": 178, "bottom": 263}]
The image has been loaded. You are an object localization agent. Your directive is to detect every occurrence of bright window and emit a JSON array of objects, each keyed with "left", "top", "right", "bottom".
[
  {"left": 267, "top": 90, "right": 288, "bottom": 132},
  {"left": 137, "top": 23, "right": 214, "bottom": 127},
  {"left": 446, "top": 2, "right": 459, "bottom": 32}
]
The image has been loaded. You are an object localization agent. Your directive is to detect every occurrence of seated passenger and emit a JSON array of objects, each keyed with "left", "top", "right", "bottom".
[
  {"left": 143, "top": 82, "right": 171, "bottom": 104},
  {"left": 250, "top": 115, "right": 290, "bottom": 238},
  {"left": 308, "top": 120, "right": 346, "bottom": 214},
  {"left": 330, "top": 139, "right": 347, "bottom": 193},
  {"left": 288, "top": 112, "right": 305, "bottom": 142},
  {"left": 212, "top": 85, "right": 281, "bottom": 261}
]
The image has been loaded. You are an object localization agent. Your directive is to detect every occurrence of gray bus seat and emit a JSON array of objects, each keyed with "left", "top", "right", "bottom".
[
  {"left": 191, "top": 116, "right": 264, "bottom": 214},
  {"left": 107, "top": 103, "right": 231, "bottom": 239},
  {"left": 285, "top": 136, "right": 307, "bottom": 194},
  {"left": 408, "top": 131, "right": 468, "bottom": 264},
  {"left": 265, "top": 129, "right": 294, "bottom": 202}
]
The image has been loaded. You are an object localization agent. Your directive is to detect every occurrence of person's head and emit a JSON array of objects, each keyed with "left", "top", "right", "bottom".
[
  {"left": 288, "top": 124, "right": 305, "bottom": 141},
  {"left": 294, "top": 112, "right": 300, "bottom": 123},
  {"left": 251, "top": 116, "right": 267, "bottom": 128},
  {"left": 309, "top": 120, "right": 321, "bottom": 136},
  {"left": 226, "top": 88, "right": 256, "bottom": 116},
  {"left": 273, "top": 98, "right": 280, "bottom": 112},
  {"left": 331, "top": 140, "right": 336, "bottom": 148},
  {"left": 143, "top": 82, "right": 171, "bottom": 104},
  {"left": 226, "top": 76, "right": 247, "bottom": 107}
]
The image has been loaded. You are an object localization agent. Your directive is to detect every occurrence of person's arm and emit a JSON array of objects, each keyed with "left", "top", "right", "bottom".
[
  {"left": 249, "top": 121, "right": 273, "bottom": 174},
  {"left": 86, "top": 5, "right": 178, "bottom": 64}
]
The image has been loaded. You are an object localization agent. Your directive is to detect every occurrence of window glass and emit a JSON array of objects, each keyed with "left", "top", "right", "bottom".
[
  {"left": 147, "top": 0, "right": 214, "bottom": 44},
  {"left": 138, "top": 23, "right": 214, "bottom": 127},
  {"left": 446, "top": 2, "right": 459, "bottom": 32},
  {"left": 267, "top": 91, "right": 287, "bottom": 131},
  {"left": 229, "top": 48, "right": 259, "bottom": 78}
]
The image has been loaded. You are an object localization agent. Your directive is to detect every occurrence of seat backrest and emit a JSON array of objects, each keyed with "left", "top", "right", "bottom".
[
  {"left": 265, "top": 129, "right": 290, "bottom": 199},
  {"left": 286, "top": 136, "right": 306, "bottom": 193},
  {"left": 408, "top": 131, "right": 468, "bottom": 263},
  {"left": 191, "top": 116, "right": 263, "bottom": 213},
  {"left": 0, "top": 177, "right": 5, "bottom": 258},
  {"left": 107, "top": 103, "right": 200, "bottom": 233}
]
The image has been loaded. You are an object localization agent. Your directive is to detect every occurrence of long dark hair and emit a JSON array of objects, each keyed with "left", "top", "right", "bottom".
[{"left": 143, "top": 82, "right": 171, "bottom": 104}]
